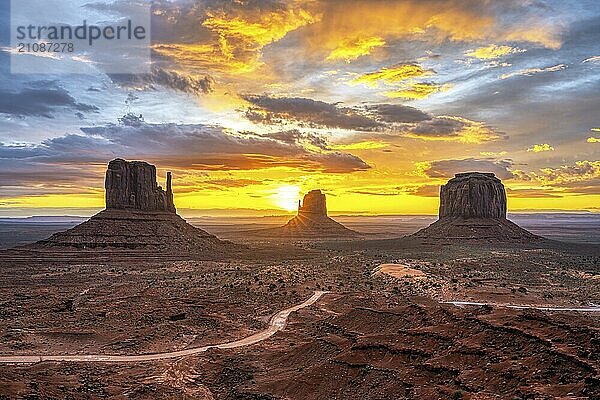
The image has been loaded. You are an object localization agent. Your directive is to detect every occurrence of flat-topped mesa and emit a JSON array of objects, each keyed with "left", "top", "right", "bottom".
[
  {"left": 412, "top": 172, "right": 541, "bottom": 242},
  {"left": 105, "top": 158, "right": 176, "bottom": 213},
  {"left": 298, "top": 190, "right": 328, "bottom": 218},
  {"left": 439, "top": 172, "right": 506, "bottom": 220}
]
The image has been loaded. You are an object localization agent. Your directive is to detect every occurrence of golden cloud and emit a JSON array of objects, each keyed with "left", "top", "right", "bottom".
[
  {"left": 384, "top": 83, "right": 452, "bottom": 99},
  {"left": 405, "top": 116, "right": 502, "bottom": 144},
  {"left": 480, "top": 151, "right": 508, "bottom": 156},
  {"left": 330, "top": 141, "right": 389, "bottom": 150},
  {"left": 527, "top": 143, "right": 555, "bottom": 152},
  {"left": 587, "top": 137, "right": 600, "bottom": 143},
  {"left": 326, "top": 36, "right": 386, "bottom": 63},
  {"left": 535, "top": 161, "right": 600, "bottom": 185},
  {"left": 466, "top": 44, "right": 524, "bottom": 60},
  {"left": 299, "top": 0, "right": 562, "bottom": 62},
  {"left": 154, "top": 6, "right": 318, "bottom": 75},
  {"left": 351, "top": 64, "right": 432, "bottom": 87}
]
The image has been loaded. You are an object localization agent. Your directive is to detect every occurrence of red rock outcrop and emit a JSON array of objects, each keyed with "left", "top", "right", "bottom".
[
  {"left": 105, "top": 158, "right": 176, "bottom": 213},
  {"left": 413, "top": 172, "right": 540, "bottom": 242},
  {"left": 31, "top": 159, "right": 236, "bottom": 253},
  {"left": 439, "top": 172, "right": 506, "bottom": 219},
  {"left": 275, "top": 190, "right": 359, "bottom": 237}
]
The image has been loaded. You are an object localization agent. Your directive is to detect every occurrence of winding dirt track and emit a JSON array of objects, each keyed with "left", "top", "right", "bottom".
[{"left": 0, "top": 291, "right": 328, "bottom": 364}]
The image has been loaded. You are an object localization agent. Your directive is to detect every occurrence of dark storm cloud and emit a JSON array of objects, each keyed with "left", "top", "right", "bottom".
[
  {"left": 420, "top": 158, "right": 515, "bottom": 180},
  {"left": 365, "top": 104, "right": 431, "bottom": 123},
  {"left": 0, "top": 81, "right": 99, "bottom": 118},
  {"left": 109, "top": 67, "right": 215, "bottom": 95},
  {"left": 242, "top": 95, "right": 504, "bottom": 143},
  {"left": 243, "top": 95, "right": 383, "bottom": 131}
]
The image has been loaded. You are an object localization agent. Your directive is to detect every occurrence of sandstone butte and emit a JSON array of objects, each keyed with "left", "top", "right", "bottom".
[
  {"left": 29, "top": 158, "right": 236, "bottom": 253},
  {"left": 412, "top": 172, "right": 541, "bottom": 242}
]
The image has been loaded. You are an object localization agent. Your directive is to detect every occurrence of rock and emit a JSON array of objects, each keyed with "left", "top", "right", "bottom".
[
  {"left": 105, "top": 158, "right": 176, "bottom": 213},
  {"left": 412, "top": 172, "right": 541, "bottom": 242},
  {"left": 439, "top": 172, "right": 506, "bottom": 220},
  {"left": 27, "top": 159, "right": 238, "bottom": 254},
  {"left": 259, "top": 190, "right": 359, "bottom": 238},
  {"left": 298, "top": 190, "right": 328, "bottom": 217}
]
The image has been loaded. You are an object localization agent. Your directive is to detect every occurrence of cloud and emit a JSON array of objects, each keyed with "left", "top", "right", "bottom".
[
  {"left": 80, "top": 121, "right": 370, "bottom": 173},
  {"left": 417, "top": 158, "right": 515, "bottom": 180},
  {"left": 587, "top": 137, "right": 600, "bottom": 143},
  {"left": 465, "top": 44, "right": 524, "bottom": 60},
  {"left": 500, "top": 64, "right": 567, "bottom": 79},
  {"left": 325, "top": 36, "right": 386, "bottom": 63},
  {"left": 300, "top": 0, "right": 563, "bottom": 62},
  {"left": 404, "top": 116, "right": 504, "bottom": 144},
  {"left": 152, "top": 2, "right": 318, "bottom": 74},
  {"left": 110, "top": 68, "right": 215, "bottom": 95},
  {"left": 506, "top": 188, "right": 562, "bottom": 198},
  {"left": 384, "top": 82, "right": 452, "bottom": 100},
  {"left": 351, "top": 64, "right": 432, "bottom": 87},
  {"left": 365, "top": 104, "right": 431, "bottom": 123},
  {"left": 241, "top": 96, "right": 500, "bottom": 144},
  {"left": 536, "top": 161, "right": 600, "bottom": 185},
  {"left": 330, "top": 141, "right": 389, "bottom": 150},
  {"left": 351, "top": 63, "right": 450, "bottom": 100},
  {"left": 0, "top": 118, "right": 372, "bottom": 197},
  {"left": 527, "top": 143, "right": 555, "bottom": 152},
  {"left": 582, "top": 56, "right": 600, "bottom": 64},
  {"left": 480, "top": 151, "right": 508, "bottom": 156},
  {"left": 0, "top": 81, "right": 99, "bottom": 118},
  {"left": 243, "top": 95, "right": 382, "bottom": 130}
]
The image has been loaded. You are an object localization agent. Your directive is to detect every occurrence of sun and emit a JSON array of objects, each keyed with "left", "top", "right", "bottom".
[{"left": 273, "top": 185, "right": 300, "bottom": 212}]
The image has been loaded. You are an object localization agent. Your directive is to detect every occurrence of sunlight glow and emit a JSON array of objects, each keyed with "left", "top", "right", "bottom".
[{"left": 273, "top": 185, "right": 301, "bottom": 211}]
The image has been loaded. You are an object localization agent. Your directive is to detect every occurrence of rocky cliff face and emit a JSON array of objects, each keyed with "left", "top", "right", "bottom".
[
  {"left": 105, "top": 158, "right": 176, "bottom": 213},
  {"left": 439, "top": 172, "right": 506, "bottom": 219},
  {"left": 298, "top": 190, "right": 328, "bottom": 217}
]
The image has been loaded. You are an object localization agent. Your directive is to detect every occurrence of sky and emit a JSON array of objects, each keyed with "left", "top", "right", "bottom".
[{"left": 0, "top": 0, "right": 599, "bottom": 216}]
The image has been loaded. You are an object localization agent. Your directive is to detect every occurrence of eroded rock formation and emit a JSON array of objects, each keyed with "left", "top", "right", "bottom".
[
  {"left": 413, "top": 172, "right": 540, "bottom": 242},
  {"left": 298, "top": 190, "right": 328, "bottom": 217},
  {"left": 439, "top": 173, "right": 506, "bottom": 220},
  {"left": 105, "top": 159, "right": 175, "bottom": 213},
  {"left": 30, "top": 159, "right": 236, "bottom": 253},
  {"left": 270, "top": 190, "right": 358, "bottom": 237}
]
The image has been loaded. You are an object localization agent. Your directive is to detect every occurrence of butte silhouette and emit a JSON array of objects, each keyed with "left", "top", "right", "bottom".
[
  {"left": 259, "top": 190, "right": 359, "bottom": 238},
  {"left": 31, "top": 158, "right": 235, "bottom": 253},
  {"left": 412, "top": 172, "right": 540, "bottom": 242}
]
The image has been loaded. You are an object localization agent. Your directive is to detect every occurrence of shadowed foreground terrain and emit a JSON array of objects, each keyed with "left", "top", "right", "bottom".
[{"left": 0, "top": 233, "right": 599, "bottom": 399}]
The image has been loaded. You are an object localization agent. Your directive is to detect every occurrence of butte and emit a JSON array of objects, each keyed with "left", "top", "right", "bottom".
[
  {"left": 412, "top": 172, "right": 541, "bottom": 243},
  {"left": 259, "top": 190, "right": 359, "bottom": 238},
  {"left": 29, "top": 158, "right": 236, "bottom": 253}
]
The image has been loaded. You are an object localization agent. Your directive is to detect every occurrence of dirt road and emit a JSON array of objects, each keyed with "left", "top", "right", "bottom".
[{"left": 0, "top": 291, "right": 328, "bottom": 364}]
